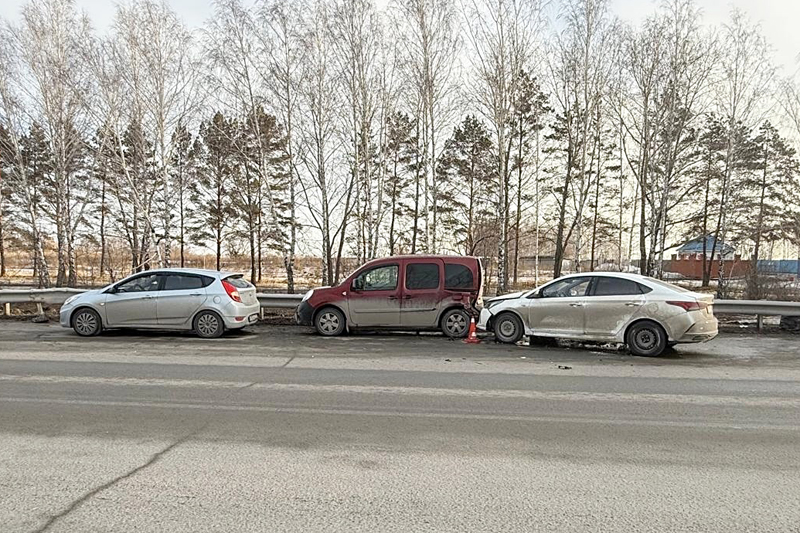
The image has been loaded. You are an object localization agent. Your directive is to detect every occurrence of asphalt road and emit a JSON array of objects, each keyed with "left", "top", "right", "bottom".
[{"left": 1, "top": 322, "right": 799, "bottom": 532}]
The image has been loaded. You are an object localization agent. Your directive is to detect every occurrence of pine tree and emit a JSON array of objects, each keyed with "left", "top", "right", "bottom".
[
  {"left": 190, "top": 112, "right": 239, "bottom": 271},
  {"left": 438, "top": 115, "right": 496, "bottom": 256},
  {"left": 743, "top": 121, "right": 799, "bottom": 298},
  {"left": 382, "top": 111, "right": 417, "bottom": 255}
]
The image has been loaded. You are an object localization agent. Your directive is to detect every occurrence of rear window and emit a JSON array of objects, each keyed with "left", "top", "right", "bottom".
[
  {"left": 444, "top": 264, "right": 474, "bottom": 290},
  {"left": 163, "top": 274, "right": 208, "bottom": 291},
  {"left": 593, "top": 277, "right": 650, "bottom": 296},
  {"left": 224, "top": 276, "right": 251, "bottom": 289},
  {"left": 647, "top": 278, "right": 690, "bottom": 293},
  {"left": 406, "top": 263, "right": 440, "bottom": 290}
]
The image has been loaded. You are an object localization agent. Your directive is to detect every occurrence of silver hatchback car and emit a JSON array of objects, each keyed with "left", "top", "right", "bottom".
[
  {"left": 478, "top": 272, "right": 718, "bottom": 356},
  {"left": 59, "top": 268, "right": 260, "bottom": 338}
]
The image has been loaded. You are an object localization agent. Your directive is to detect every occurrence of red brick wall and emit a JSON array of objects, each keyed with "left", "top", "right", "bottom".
[{"left": 664, "top": 255, "right": 749, "bottom": 280}]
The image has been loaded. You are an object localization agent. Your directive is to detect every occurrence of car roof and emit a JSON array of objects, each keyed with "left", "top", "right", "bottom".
[
  {"left": 553, "top": 271, "right": 686, "bottom": 290},
  {"left": 136, "top": 268, "right": 241, "bottom": 278},
  {"left": 557, "top": 271, "right": 648, "bottom": 280},
  {"left": 363, "top": 254, "right": 479, "bottom": 263}
]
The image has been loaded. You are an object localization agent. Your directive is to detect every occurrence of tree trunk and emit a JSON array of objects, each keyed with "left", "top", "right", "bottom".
[
  {"left": 553, "top": 142, "right": 574, "bottom": 278},
  {"left": 99, "top": 178, "right": 107, "bottom": 278}
]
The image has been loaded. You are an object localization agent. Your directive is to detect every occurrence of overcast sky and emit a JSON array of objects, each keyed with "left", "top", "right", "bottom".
[{"left": 1, "top": 0, "right": 799, "bottom": 74}]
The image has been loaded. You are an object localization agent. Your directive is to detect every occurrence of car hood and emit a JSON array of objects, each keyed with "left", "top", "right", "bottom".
[
  {"left": 76, "top": 289, "right": 102, "bottom": 299},
  {"left": 487, "top": 290, "right": 527, "bottom": 303}
]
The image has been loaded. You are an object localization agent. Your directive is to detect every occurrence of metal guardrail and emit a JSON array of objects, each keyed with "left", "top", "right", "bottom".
[
  {"left": 0, "top": 288, "right": 304, "bottom": 309},
  {"left": 257, "top": 294, "right": 304, "bottom": 308},
  {"left": 0, "top": 288, "right": 86, "bottom": 305},
  {"left": 714, "top": 300, "right": 800, "bottom": 316},
  {"left": 0, "top": 290, "right": 799, "bottom": 316}
]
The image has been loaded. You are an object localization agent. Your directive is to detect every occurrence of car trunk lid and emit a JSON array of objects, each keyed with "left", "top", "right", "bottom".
[{"left": 223, "top": 275, "right": 258, "bottom": 306}]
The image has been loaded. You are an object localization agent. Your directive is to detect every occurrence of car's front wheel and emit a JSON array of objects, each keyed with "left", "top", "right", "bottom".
[
  {"left": 315, "top": 307, "right": 346, "bottom": 336},
  {"left": 72, "top": 308, "right": 102, "bottom": 337},
  {"left": 494, "top": 312, "right": 524, "bottom": 344},
  {"left": 626, "top": 320, "right": 667, "bottom": 356},
  {"left": 441, "top": 308, "right": 470, "bottom": 338},
  {"left": 194, "top": 310, "right": 224, "bottom": 338}
]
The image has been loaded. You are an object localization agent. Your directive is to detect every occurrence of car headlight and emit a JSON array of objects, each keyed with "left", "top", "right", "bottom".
[
  {"left": 63, "top": 295, "right": 80, "bottom": 306},
  {"left": 301, "top": 289, "right": 314, "bottom": 302},
  {"left": 486, "top": 299, "right": 502, "bottom": 309}
]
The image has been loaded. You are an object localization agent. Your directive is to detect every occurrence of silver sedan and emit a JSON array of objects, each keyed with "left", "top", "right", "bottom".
[
  {"left": 478, "top": 272, "right": 718, "bottom": 356},
  {"left": 59, "top": 268, "right": 260, "bottom": 338}
]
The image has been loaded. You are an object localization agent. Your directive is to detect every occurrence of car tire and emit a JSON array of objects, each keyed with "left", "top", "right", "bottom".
[
  {"left": 315, "top": 307, "right": 346, "bottom": 336},
  {"left": 441, "top": 308, "right": 470, "bottom": 338},
  {"left": 72, "top": 308, "right": 102, "bottom": 337},
  {"left": 494, "top": 312, "right": 524, "bottom": 344},
  {"left": 626, "top": 320, "right": 668, "bottom": 357},
  {"left": 194, "top": 310, "right": 224, "bottom": 338}
]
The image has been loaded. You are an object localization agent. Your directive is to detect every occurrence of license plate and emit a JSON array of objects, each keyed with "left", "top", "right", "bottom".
[{"left": 248, "top": 314, "right": 258, "bottom": 323}]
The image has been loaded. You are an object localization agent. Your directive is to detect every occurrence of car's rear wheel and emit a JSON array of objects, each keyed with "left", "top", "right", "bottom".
[
  {"left": 494, "top": 312, "right": 523, "bottom": 344},
  {"left": 315, "top": 307, "right": 345, "bottom": 336},
  {"left": 72, "top": 308, "right": 102, "bottom": 337},
  {"left": 441, "top": 308, "right": 470, "bottom": 338},
  {"left": 194, "top": 310, "right": 224, "bottom": 338},
  {"left": 626, "top": 320, "right": 667, "bottom": 357}
]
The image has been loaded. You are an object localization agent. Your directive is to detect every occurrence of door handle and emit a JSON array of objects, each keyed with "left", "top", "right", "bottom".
[
  {"left": 189, "top": 293, "right": 202, "bottom": 297},
  {"left": 402, "top": 295, "right": 411, "bottom": 300},
  {"left": 388, "top": 296, "right": 398, "bottom": 300},
  {"left": 569, "top": 302, "right": 584, "bottom": 307},
  {"left": 625, "top": 302, "right": 639, "bottom": 307},
  {"left": 142, "top": 295, "right": 154, "bottom": 300}
]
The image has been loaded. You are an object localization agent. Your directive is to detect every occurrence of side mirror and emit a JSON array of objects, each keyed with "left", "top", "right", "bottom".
[
  {"left": 528, "top": 289, "right": 541, "bottom": 299},
  {"left": 352, "top": 278, "right": 363, "bottom": 291}
]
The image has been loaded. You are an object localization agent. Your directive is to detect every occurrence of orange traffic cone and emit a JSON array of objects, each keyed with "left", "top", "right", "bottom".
[{"left": 464, "top": 317, "right": 481, "bottom": 344}]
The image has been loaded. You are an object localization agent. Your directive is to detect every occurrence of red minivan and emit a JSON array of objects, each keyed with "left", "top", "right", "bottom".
[{"left": 296, "top": 255, "right": 484, "bottom": 337}]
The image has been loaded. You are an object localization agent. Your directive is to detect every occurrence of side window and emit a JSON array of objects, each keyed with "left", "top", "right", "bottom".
[
  {"left": 353, "top": 265, "right": 398, "bottom": 291},
  {"left": 406, "top": 263, "right": 440, "bottom": 290},
  {"left": 593, "top": 277, "right": 644, "bottom": 296},
  {"left": 444, "top": 264, "right": 474, "bottom": 290},
  {"left": 163, "top": 275, "right": 204, "bottom": 291},
  {"left": 540, "top": 277, "right": 592, "bottom": 298},
  {"left": 115, "top": 273, "right": 160, "bottom": 293}
]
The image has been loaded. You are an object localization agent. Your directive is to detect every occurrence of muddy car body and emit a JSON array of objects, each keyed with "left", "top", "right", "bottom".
[
  {"left": 478, "top": 272, "right": 718, "bottom": 356},
  {"left": 296, "top": 255, "right": 483, "bottom": 337}
]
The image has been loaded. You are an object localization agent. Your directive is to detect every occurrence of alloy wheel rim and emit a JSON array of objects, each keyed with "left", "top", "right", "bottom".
[
  {"left": 75, "top": 312, "right": 97, "bottom": 335},
  {"left": 319, "top": 312, "right": 339, "bottom": 333},
  {"left": 198, "top": 314, "right": 219, "bottom": 336},
  {"left": 446, "top": 313, "right": 466, "bottom": 334}
]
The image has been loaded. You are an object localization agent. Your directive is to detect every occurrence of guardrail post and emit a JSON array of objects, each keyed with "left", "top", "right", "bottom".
[
  {"left": 756, "top": 314, "right": 763, "bottom": 332},
  {"left": 3, "top": 303, "right": 9, "bottom": 316}
]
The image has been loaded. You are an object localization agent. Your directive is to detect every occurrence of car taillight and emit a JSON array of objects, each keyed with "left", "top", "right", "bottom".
[
  {"left": 667, "top": 301, "right": 704, "bottom": 311},
  {"left": 222, "top": 280, "right": 242, "bottom": 303}
]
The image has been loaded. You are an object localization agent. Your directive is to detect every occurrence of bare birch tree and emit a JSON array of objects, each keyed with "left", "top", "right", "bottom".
[
  {"left": 116, "top": 0, "right": 199, "bottom": 268},
  {"left": 463, "top": 0, "right": 542, "bottom": 291},
  {"left": 395, "top": 0, "right": 461, "bottom": 254}
]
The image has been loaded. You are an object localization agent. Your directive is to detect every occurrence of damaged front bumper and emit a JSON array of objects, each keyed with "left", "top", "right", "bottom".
[{"left": 295, "top": 300, "right": 314, "bottom": 326}]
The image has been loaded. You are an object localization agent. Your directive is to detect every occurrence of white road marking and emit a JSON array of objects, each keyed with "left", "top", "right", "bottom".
[
  {"left": 1, "top": 396, "right": 798, "bottom": 431},
  {"left": 2, "top": 374, "right": 800, "bottom": 408}
]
